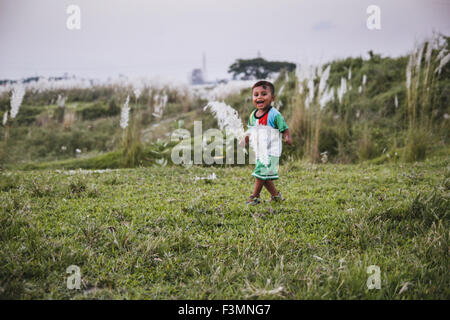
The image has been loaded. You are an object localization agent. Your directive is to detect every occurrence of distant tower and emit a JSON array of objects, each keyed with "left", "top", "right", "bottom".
[
  {"left": 257, "top": 50, "right": 262, "bottom": 58},
  {"left": 202, "top": 52, "right": 207, "bottom": 82}
]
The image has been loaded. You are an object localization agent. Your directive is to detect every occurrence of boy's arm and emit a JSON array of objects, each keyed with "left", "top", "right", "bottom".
[{"left": 282, "top": 129, "right": 293, "bottom": 145}]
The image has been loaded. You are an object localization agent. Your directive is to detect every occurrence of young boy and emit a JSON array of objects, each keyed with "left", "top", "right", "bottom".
[{"left": 242, "top": 80, "right": 292, "bottom": 205}]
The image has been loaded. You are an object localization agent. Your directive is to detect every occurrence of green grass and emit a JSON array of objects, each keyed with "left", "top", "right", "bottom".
[{"left": 0, "top": 149, "right": 449, "bottom": 299}]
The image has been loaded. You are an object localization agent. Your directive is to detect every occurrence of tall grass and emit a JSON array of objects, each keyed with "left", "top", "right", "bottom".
[
  {"left": 3, "top": 83, "right": 26, "bottom": 143},
  {"left": 404, "top": 35, "right": 449, "bottom": 162},
  {"left": 121, "top": 95, "right": 143, "bottom": 167},
  {"left": 291, "top": 64, "right": 334, "bottom": 163}
]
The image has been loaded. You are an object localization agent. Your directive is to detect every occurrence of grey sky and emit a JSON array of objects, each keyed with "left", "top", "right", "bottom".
[{"left": 1, "top": 0, "right": 449, "bottom": 83}]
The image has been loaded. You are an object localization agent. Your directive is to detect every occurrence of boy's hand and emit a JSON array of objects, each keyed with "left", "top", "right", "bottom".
[
  {"left": 284, "top": 136, "right": 293, "bottom": 145},
  {"left": 240, "top": 135, "right": 249, "bottom": 148},
  {"left": 282, "top": 129, "right": 293, "bottom": 145}
]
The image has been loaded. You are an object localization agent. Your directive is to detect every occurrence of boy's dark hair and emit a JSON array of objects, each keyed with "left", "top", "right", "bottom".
[{"left": 252, "top": 80, "right": 275, "bottom": 95}]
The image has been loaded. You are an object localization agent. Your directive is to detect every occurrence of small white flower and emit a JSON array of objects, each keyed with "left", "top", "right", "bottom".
[
  {"left": 155, "top": 158, "right": 167, "bottom": 167},
  {"left": 2, "top": 111, "right": 8, "bottom": 126},
  {"left": 313, "top": 255, "right": 324, "bottom": 261},
  {"left": 204, "top": 101, "right": 245, "bottom": 141},
  {"left": 435, "top": 53, "right": 450, "bottom": 75},
  {"left": 320, "top": 151, "right": 328, "bottom": 164},
  {"left": 133, "top": 88, "right": 142, "bottom": 100},
  {"left": 207, "top": 172, "right": 217, "bottom": 180},
  {"left": 10, "top": 83, "right": 25, "bottom": 119},
  {"left": 120, "top": 95, "right": 130, "bottom": 129},
  {"left": 57, "top": 94, "right": 66, "bottom": 108},
  {"left": 76, "top": 148, "right": 81, "bottom": 153},
  {"left": 337, "top": 77, "right": 347, "bottom": 103}
]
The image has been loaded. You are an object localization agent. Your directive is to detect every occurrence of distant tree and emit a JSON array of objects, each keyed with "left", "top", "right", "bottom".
[{"left": 228, "top": 58, "right": 296, "bottom": 80}]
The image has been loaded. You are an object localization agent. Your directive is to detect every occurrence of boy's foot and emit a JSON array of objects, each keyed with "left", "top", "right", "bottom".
[
  {"left": 246, "top": 195, "right": 261, "bottom": 205},
  {"left": 271, "top": 192, "right": 285, "bottom": 202}
]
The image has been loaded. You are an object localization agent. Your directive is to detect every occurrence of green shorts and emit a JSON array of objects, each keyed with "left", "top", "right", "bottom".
[{"left": 252, "top": 155, "right": 280, "bottom": 180}]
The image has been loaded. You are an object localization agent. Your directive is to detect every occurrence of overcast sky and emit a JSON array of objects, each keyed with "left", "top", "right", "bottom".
[{"left": 1, "top": 0, "right": 449, "bottom": 83}]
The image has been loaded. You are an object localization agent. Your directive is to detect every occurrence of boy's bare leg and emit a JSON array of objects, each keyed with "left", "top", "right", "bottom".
[
  {"left": 252, "top": 178, "right": 265, "bottom": 198},
  {"left": 264, "top": 180, "right": 279, "bottom": 197}
]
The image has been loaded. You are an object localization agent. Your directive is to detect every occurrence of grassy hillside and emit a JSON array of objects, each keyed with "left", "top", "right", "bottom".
[{"left": 0, "top": 37, "right": 448, "bottom": 169}]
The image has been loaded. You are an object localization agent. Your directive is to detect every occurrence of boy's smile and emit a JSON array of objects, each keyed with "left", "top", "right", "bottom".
[{"left": 252, "top": 85, "right": 274, "bottom": 111}]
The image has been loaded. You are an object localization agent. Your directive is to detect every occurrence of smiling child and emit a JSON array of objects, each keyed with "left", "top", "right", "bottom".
[{"left": 242, "top": 80, "right": 292, "bottom": 205}]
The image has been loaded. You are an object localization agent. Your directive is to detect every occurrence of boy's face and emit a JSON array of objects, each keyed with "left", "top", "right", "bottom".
[{"left": 252, "top": 85, "right": 274, "bottom": 111}]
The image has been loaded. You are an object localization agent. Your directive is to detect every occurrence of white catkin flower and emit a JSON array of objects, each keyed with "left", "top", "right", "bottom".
[
  {"left": 406, "top": 55, "right": 413, "bottom": 90},
  {"left": 436, "top": 48, "right": 447, "bottom": 61},
  {"left": 415, "top": 43, "right": 424, "bottom": 74},
  {"left": 395, "top": 94, "right": 398, "bottom": 108},
  {"left": 319, "top": 87, "right": 334, "bottom": 110},
  {"left": 425, "top": 41, "right": 433, "bottom": 66},
  {"left": 120, "top": 95, "right": 130, "bottom": 129},
  {"left": 435, "top": 53, "right": 450, "bottom": 75},
  {"left": 341, "top": 77, "right": 347, "bottom": 93},
  {"left": 57, "top": 94, "right": 66, "bottom": 108},
  {"left": 316, "top": 64, "right": 323, "bottom": 77},
  {"left": 278, "top": 84, "right": 285, "bottom": 96},
  {"left": 424, "top": 41, "right": 433, "bottom": 83},
  {"left": 320, "top": 151, "right": 328, "bottom": 164},
  {"left": 133, "top": 88, "right": 142, "bottom": 100},
  {"left": 203, "top": 101, "right": 245, "bottom": 140},
  {"left": 358, "top": 85, "right": 362, "bottom": 94},
  {"left": 415, "top": 44, "right": 424, "bottom": 89},
  {"left": 307, "top": 78, "right": 314, "bottom": 103},
  {"left": 304, "top": 96, "right": 310, "bottom": 109},
  {"left": 318, "top": 65, "right": 331, "bottom": 96},
  {"left": 362, "top": 74, "right": 367, "bottom": 86},
  {"left": 10, "top": 84, "right": 25, "bottom": 119},
  {"left": 274, "top": 100, "right": 283, "bottom": 110},
  {"left": 348, "top": 67, "right": 352, "bottom": 80},
  {"left": 338, "top": 77, "right": 347, "bottom": 103},
  {"left": 295, "top": 63, "right": 303, "bottom": 82},
  {"left": 2, "top": 110, "right": 8, "bottom": 125},
  {"left": 152, "top": 91, "right": 168, "bottom": 118}
]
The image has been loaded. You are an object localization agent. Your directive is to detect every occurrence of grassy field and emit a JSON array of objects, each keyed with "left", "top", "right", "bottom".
[{"left": 0, "top": 149, "right": 448, "bottom": 299}]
